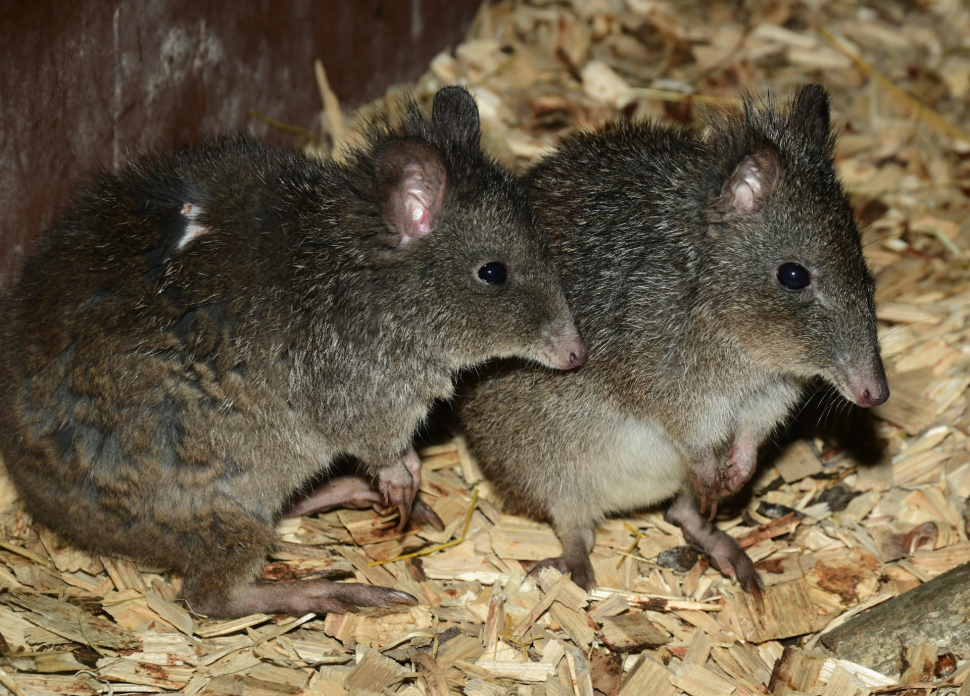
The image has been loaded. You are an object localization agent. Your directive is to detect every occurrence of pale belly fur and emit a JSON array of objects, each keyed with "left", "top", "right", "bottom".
[
  {"left": 594, "top": 413, "right": 688, "bottom": 513},
  {"left": 548, "top": 410, "right": 688, "bottom": 531}
]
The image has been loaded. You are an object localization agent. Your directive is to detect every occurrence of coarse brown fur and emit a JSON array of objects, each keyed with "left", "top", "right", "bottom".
[
  {"left": 0, "top": 87, "right": 584, "bottom": 617},
  {"left": 459, "top": 85, "right": 888, "bottom": 593}
]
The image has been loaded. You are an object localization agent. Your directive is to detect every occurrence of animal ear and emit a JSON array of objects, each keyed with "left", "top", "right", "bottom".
[
  {"left": 432, "top": 86, "right": 481, "bottom": 145},
  {"left": 376, "top": 140, "right": 448, "bottom": 245},
  {"left": 720, "top": 148, "right": 782, "bottom": 215},
  {"left": 790, "top": 83, "right": 831, "bottom": 143}
]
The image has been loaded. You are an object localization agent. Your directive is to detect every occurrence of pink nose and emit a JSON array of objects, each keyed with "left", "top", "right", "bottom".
[
  {"left": 552, "top": 336, "right": 586, "bottom": 370},
  {"left": 566, "top": 343, "right": 587, "bottom": 369},
  {"left": 858, "top": 387, "right": 888, "bottom": 407},
  {"left": 846, "top": 359, "right": 889, "bottom": 408}
]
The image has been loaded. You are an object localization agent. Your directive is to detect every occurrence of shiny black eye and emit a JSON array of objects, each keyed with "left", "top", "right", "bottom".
[
  {"left": 477, "top": 262, "right": 507, "bottom": 285},
  {"left": 777, "top": 262, "right": 811, "bottom": 290}
]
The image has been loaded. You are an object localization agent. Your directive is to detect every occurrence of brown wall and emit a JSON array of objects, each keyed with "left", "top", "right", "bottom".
[{"left": 0, "top": 0, "right": 481, "bottom": 290}]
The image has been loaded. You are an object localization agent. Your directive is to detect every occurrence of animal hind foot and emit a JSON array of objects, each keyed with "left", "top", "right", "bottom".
[
  {"left": 189, "top": 580, "right": 418, "bottom": 618},
  {"left": 666, "top": 490, "right": 763, "bottom": 606},
  {"left": 528, "top": 526, "right": 597, "bottom": 590},
  {"left": 528, "top": 554, "right": 596, "bottom": 591}
]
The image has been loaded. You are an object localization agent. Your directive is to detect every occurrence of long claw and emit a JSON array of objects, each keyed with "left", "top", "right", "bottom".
[
  {"left": 395, "top": 495, "right": 414, "bottom": 532},
  {"left": 749, "top": 580, "right": 765, "bottom": 612},
  {"left": 411, "top": 498, "right": 445, "bottom": 532},
  {"left": 402, "top": 448, "right": 423, "bottom": 499}
]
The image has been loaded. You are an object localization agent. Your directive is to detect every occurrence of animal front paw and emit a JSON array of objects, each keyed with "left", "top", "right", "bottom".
[
  {"left": 722, "top": 435, "right": 758, "bottom": 495},
  {"left": 377, "top": 448, "right": 435, "bottom": 531}
]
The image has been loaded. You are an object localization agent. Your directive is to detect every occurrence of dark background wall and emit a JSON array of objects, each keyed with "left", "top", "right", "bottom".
[{"left": 0, "top": 0, "right": 482, "bottom": 290}]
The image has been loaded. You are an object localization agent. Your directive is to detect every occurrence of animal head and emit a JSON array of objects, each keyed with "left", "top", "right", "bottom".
[
  {"left": 370, "top": 86, "right": 585, "bottom": 371},
  {"left": 702, "top": 84, "right": 887, "bottom": 407}
]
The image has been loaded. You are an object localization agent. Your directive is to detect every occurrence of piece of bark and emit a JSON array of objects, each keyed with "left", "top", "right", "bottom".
[
  {"left": 683, "top": 628, "right": 712, "bottom": 665},
  {"left": 323, "top": 605, "right": 433, "bottom": 650},
  {"left": 145, "top": 590, "right": 194, "bottom": 637},
  {"left": 412, "top": 651, "right": 449, "bottom": 696},
  {"left": 710, "top": 645, "right": 773, "bottom": 692},
  {"left": 550, "top": 601, "right": 596, "bottom": 652},
  {"left": 345, "top": 646, "right": 407, "bottom": 693},
  {"left": 514, "top": 570, "right": 571, "bottom": 635},
  {"left": 822, "top": 561, "right": 970, "bottom": 676},
  {"left": 900, "top": 643, "right": 937, "bottom": 684},
  {"left": 2, "top": 594, "right": 139, "bottom": 651},
  {"left": 463, "top": 678, "right": 509, "bottom": 696},
  {"left": 472, "top": 660, "right": 556, "bottom": 682},
  {"left": 873, "top": 373, "right": 939, "bottom": 436},
  {"left": 589, "top": 593, "right": 630, "bottom": 622},
  {"left": 435, "top": 633, "right": 484, "bottom": 669},
  {"left": 817, "top": 659, "right": 895, "bottom": 689},
  {"left": 489, "top": 522, "right": 562, "bottom": 560},
  {"left": 590, "top": 649, "right": 623, "bottom": 696},
  {"left": 546, "top": 674, "right": 576, "bottom": 696},
  {"left": 538, "top": 567, "right": 589, "bottom": 610},
  {"left": 599, "top": 613, "right": 670, "bottom": 652},
  {"left": 97, "top": 658, "right": 195, "bottom": 690}
]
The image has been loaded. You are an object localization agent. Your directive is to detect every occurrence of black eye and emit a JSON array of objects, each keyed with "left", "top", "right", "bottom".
[
  {"left": 477, "top": 262, "right": 507, "bottom": 285},
  {"left": 777, "top": 262, "right": 811, "bottom": 290}
]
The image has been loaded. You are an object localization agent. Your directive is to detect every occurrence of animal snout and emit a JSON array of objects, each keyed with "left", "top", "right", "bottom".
[
  {"left": 859, "top": 384, "right": 889, "bottom": 407},
  {"left": 845, "top": 363, "right": 890, "bottom": 408},
  {"left": 547, "top": 329, "right": 587, "bottom": 370},
  {"left": 563, "top": 336, "right": 587, "bottom": 369}
]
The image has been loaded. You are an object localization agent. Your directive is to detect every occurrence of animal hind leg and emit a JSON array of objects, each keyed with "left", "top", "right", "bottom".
[
  {"left": 181, "top": 507, "right": 416, "bottom": 618},
  {"left": 665, "top": 489, "right": 763, "bottom": 605},
  {"left": 529, "top": 526, "right": 596, "bottom": 591}
]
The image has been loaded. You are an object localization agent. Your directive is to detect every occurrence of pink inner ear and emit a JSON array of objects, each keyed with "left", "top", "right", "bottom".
[
  {"left": 401, "top": 163, "right": 434, "bottom": 241},
  {"left": 726, "top": 156, "right": 764, "bottom": 214}
]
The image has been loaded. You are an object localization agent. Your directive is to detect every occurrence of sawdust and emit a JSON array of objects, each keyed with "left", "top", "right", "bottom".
[{"left": 3, "top": 0, "right": 970, "bottom": 694}]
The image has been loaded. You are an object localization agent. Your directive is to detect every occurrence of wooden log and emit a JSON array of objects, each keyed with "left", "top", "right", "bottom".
[{"left": 821, "top": 561, "right": 970, "bottom": 676}]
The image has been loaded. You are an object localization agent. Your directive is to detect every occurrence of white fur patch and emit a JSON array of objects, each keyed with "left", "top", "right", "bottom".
[
  {"left": 177, "top": 202, "right": 212, "bottom": 250},
  {"left": 593, "top": 415, "right": 688, "bottom": 513}
]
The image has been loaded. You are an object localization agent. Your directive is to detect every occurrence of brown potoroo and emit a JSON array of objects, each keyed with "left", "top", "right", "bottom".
[
  {"left": 459, "top": 85, "right": 887, "bottom": 597},
  {"left": 0, "top": 87, "right": 586, "bottom": 618}
]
